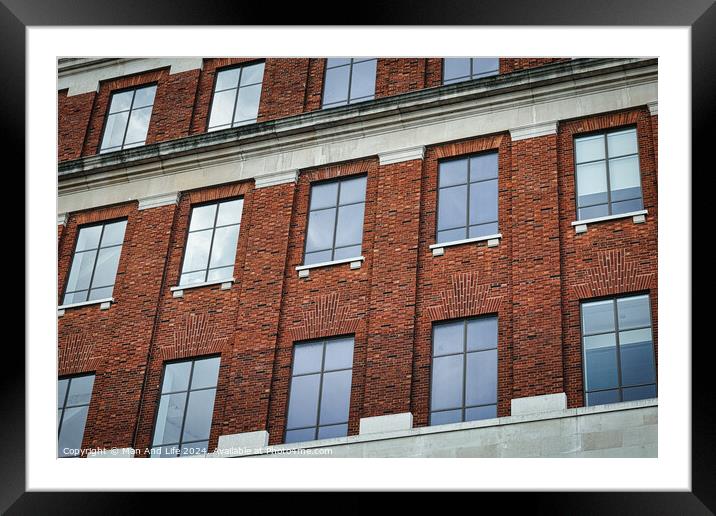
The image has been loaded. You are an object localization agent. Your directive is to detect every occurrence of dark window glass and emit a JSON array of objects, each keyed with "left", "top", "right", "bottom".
[
  {"left": 304, "top": 176, "right": 366, "bottom": 265},
  {"left": 100, "top": 85, "right": 157, "bottom": 153},
  {"left": 208, "top": 62, "right": 264, "bottom": 131},
  {"left": 180, "top": 199, "right": 243, "bottom": 286},
  {"left": 63, "top": 220, "right": 127, "bottom": 305},
  {"left": 285, "top": 336, "right": 354, "bottom": 443},
  {"left": 58, "top": 374, "right": 95, "bottom": 457},
  {"left": 430, "top": 316, "right": 498, "bottom": 425},
  {"left": 443, "top": 58, "right": 499, "bottom": 84},
  {"left": 322, "top": 58, "right": 377, "bottom": 108},
  {"left": 582, "top": 294, "right": 656, "bottom": 406},
  {"left": 436, "top": 152, "right": 498, "bottom": 244},
  {"left": 151, "top": 356, "right": 221, "bottom": 458},
  {"left": 574, "top": 127, "right": 643, "bottom": 219}
]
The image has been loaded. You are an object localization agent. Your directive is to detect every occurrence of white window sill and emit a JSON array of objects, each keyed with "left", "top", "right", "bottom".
[
  {"left": 571, "top": 210, "right": 647, "bottom": 234},
  {"left": 58, "top": 297, "right": 114, "bottom": 316},
  {"left": 170, "top": 278, "right": 234, "bottom": 298},
  {"left": 429, "top": 233, "right": 502, "bottom": 256},
  {"left": 296, "top": 256, "right": 364, "bottom": 278}
]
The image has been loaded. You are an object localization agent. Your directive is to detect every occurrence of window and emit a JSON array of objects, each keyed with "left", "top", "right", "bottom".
[
  {"left": 304, "top": 175, "right": 366, "bottom": 265},
  {"left": 179, "top": 199, "right": 243, "bottom": 286},
  {"left": 285, "top": 336, "right": 354, "bottom": 443},
  {"left": 436, "top": 151, "right": 498, "bottom": 244},
  {"left": 443, "top": 58, "right": 499, "bottom": 85},
  {"left": 207, "top": 62, "right": 264, "bottom": 131},
  {"left": 430, "top": 316, "right": 498, "bottom": 425},
  {"left": 574, "top": 127, "right": 643, "bottom": 220},
  {"left": 581, "top": 294, "right": 656, "bottom": 406},
  {"left": 99, "top": 84, "right": 157, "bottom": 153},
  {"left": 63, "top": 219, "right": 127, "bottom": 305},
  {"left": 58, "top": 374, "right": 95, "bottom": 457},
  {"left": 322, "top": 58, "right": 377, "bottom": 108},
  {"left": 151, "top": 356, "right": 221, "bottom": 457}
]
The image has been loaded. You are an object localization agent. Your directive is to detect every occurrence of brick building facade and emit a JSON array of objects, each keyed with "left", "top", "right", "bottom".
[{"left": 57, "top": 57, "right": 658, "bottom": 458}]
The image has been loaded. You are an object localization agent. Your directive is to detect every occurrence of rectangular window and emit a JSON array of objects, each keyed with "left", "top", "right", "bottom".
[
  {"left": 304, "top": 175, "right": 366, "bottom": 265},
  {"left": 99, "top": 84, "right": 157, "bottom": 153},
  {"left": 436, "top": 151, "right": 498, "bottom": 244},
  {"left": 430, "top": 316, "right": 498, "bottom": 425},
  {"left": 581, "top": 294, "right": 656, "bottom": 406},
  {"left": 574, "top": 127, "right": 643, "bottom": 220},
  {"left": 285, "top": 336, "right": 354, "bottom": 443},
  {"left": 58, "top": 374, "right": 95, "bottom": 457},
  {"left": 62, "top": 219, "right": 127, "bottom": 305},
  {"left": 207, "top": 62, "right": 264, "bottom": 131},
  {"left": 151, "top": 356, "right": 221, "bottom": 457},
  {"left": 322, "top": 58, "right": 377, "bottom": 108},
  {"left": 179, "top": 198, "right": 244, "bottom": 286},
  {"left": 443, "top": 58, "right": 499, "bottom": 85}
]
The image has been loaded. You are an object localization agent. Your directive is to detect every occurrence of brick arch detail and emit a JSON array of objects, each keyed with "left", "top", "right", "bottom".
[
  {"left": 573, "top": 249, "right": 655, "bottom": 299},
  {"left": 159, "top": 313, "right": 231, "bottom": 361},
  {"left": 59, "top": 332, "right": 103, "bottom": 376},
  {"left": 289, "top": 292, "right": 361, "bottom": 342},
  {"left": 428, "top": 272, "right": 503, "bottom": 321}
]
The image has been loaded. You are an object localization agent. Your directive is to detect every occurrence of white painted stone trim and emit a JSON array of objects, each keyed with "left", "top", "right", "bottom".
[
  {"left": 137, "top": 192, "right": 179, "bottom": 210},
  {"left": 647, "top": 100, "right": 658, "bottom": 116},
  {"left": 509, "top": 121, "right": 558, "bottom": 141},
  {"left": 254, "top": 169, "right": 298, "bottom": 189},
  {"left": 295, "top": 256, "right": 365, "bottom": 278},
  {"left": 213, "top": 431, "right": 270, "bottom": 457},
  {"left": 571, "top": 209, "right": 648, "bottom": 233},
  {"left": 170, "top": 278, "right": 234, "bottom": 298},
  {"left": 57, "top": 213, "right": 68, "bottom": 226},
  {"left": 57, "top": 297, "right": 114, "bottom": 315},
  {"left": 378, "top": 145, "right": 425, "bottom": 165},
  {"left": 430, "top": 233, "right": 502, "bottom": 256},
  {"left": 359, "top": 412, "right": 413, "bottom": 435},
  {"left": 87, "top": 447, "right": 135, "bottom": 458},
  {"left": 511, "top": 392, "right": 567, "bottom": 416}
]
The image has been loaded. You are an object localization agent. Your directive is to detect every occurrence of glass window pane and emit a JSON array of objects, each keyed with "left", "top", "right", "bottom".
[
  {"left": 607, "top": 128, "right": 638, "bottom": 158},
  {"left": 586, "top": 389, "right": 620, "bottom": 406},
  {"left": 124, "top": 106, "right": 152, "bottom": 145},
  {"left": 465, "top": 349, "right": 497, "bottom": 406},
  {"left": 611, "top": 198, "right": 644, "bottom": 215},
  {"left": 109, "top": 90, "right": 134, "bottom": 113},
  {"left": 470, "top": 152, "right": 498, "bottom": 182},
  {"left": 58, "top": 408, "right": 62, "bottom": 431},
  {"left": 327, "top": 58, "right": 351, "bottom": 67},
  {"left": 58, "top": 406, "right": 89, "bottom": 457},
  {"left": 622, "top": 384, "right": 657, "bottom": 402},
  {"left": 100, "top": 112, "right": 129, "bottom": 151},
  {"left": 433, "top": 320, "right": 464, "bottom": 356},
  {"left": 338, "top": 176, "right": 367, "bottom": 205},
  {"left": 65, "top": 250, "right": 96, "bottom": 293},
  {"left": 76, "top": 225, "right": 102, "bottom": 251},
  {"left": 181, "top": 229, "right": 212, "bottom": 273},
  {"left": 437, "top": 185, "right": 467, "bottom": 231},
  {"left": 437, "top": 227, "right": 467, "bottom": 244},
  {"left": 215, "top": 68, "right": 241, "bottom": 91},
  {"left": 182, "top": 388, "right": 217, "bottom": 442},
  {"left": 189, "top": 204, "right": 217, "bottom": 231},
  {"left": 293, "top": 341, "right": 324, "bottom": 375},
  {"left": 333, "top": 245, "right": 362, "bottom": 261},
  {"left": 305, "top": 208, "right": 336, "bottom": 253},
  {"left": 323, "top": 66, "right": 350, "bottom": 106},
  {"left": 467, "top": 317, "right": 497, "bottom": 351},
  {"left": 439, "top": 158, "right": 468, "bottom": 187},
  {"left": 152, "top": 392, "right": 187, "bottom": 445},
  {"left": 240, "top": 62, "right": 265, "bottom": 86},
  {"left": 609, "top": 155, "right": 642, "bottom": 202},
  {"left": 100, "top": 220, "right": 127, "bottom": 247},
  {"left": 234, "top": 83, "right": 261, "bottom": 124},
  {"left": 619, "top": 329, "right": 656, "bottom": 387},
  {"left": 473, "top": 58, "right": 499, "bottom": 77},
  {"left": 209, "top": 225, "right": 240, "bottom": 269},
  {"left": 285, "top": 428, "right": 315, "bottom": 444},
  {"left": 206, "top": 266, "right": 234, "bottom": 282},
  {"left": 578, "top": 204, "right": 609, "bottom": 220},
  {"left": 431, "top": 409, "right": 462, "bottom": 425},
  {"left": 617, "top": 295, "right": 651, "bottom": 330},
  {"left": 582, "top": 299, "right": 615, "bottom": 334},
  {"left": 181, "top": 441, "right": 209, "bottom": 456},
  {"left": 349, "top": 59, "right": 376, "bottom": 100},
  {"left": 190, "top": 357, "right": 221, "bottom": 390},
  {"left": 317, "top": 424, "right": 348, "bottom": 440},
  {"left": 208, "top": 89, "right": 237, "bottom": 130},
  {"left": 334, "top": 204, "right": 365, "bottom": 248},
  {"left": 216, "top": 199, "right": 243, "bottom": 226},
  {"left": 310, "top": 181, "right": 339, "bottom": 210},
  {"left": 304, "top": 250, "right": 333, "bottom": 265},
  {"left": 431, "top": 354, "right": 463, "bottom": 411},
  {"left": 132, "top": 86, "right": 156, "bottom": 108},
  {"left": 584, "top": 333, "right": 619, "bottom": 391},
  {"left": 66, "top": 375, "right": 95, "bottom": 406},
  {"left": 286, "top": 374, "right": 321, "bottom": 429},
  {"left": 324, "top": 337, "right": 354, "bottom": 371},
  {"left": 444, "top": 58, "right": 471, "bottom": 82},
  {"left": 88, "top": 286, "right": 113, "bottom": 301},
  {"left": 575, "top": 134, "right": 605, "bottom": 163},
  {"left": 465, "top": 405, "right": 497, "bottom": 421},
  {"left": 576, "top": 161, "right": 608, "bottom": 207},
  {"left": 468, "top": 223, "right": 498, "bottom": 239},
  {"left": 58, "top": 378, "right": 69, "bottom": 408},
  {"left": 63, "top": 290, "right": 88, "bottom": 304},
  {"left": 91, "top": 246, "right": 121, "bottom": 288},
  {"left": 180, "top": 271, "right": 206, "bottom": 286},
  {"left": 319, "top": 369, "right": 352, "bottom": 425},
  {"left": 162, "top": 361, "right": 192, "bottom": 393},
  {"left": 469, "top": 179, "right": 498, "bottom": 226}
]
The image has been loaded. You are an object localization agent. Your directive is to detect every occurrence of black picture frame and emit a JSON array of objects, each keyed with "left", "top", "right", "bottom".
[{"left": 7, "top": 0, "right": 709, "bottom": 511}]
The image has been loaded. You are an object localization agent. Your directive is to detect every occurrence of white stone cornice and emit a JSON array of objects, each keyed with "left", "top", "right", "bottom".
[
  {"left": 509, "top": 121, "right": 558, "bottom": 141},
  {"left": 254, "top": 169, "right": 298, "bottom": 189},
  {"left": 137, "top": 192, "right": 180, "bottom": 210},
  {"left": 57, "top": 213, "right": 68, "bottom": 226},
  {"left": 378, "top": 145, "right": 425, "bottom": 165},
  {"left": 647, "top": 100, "right": 658, "bottom": 116}
]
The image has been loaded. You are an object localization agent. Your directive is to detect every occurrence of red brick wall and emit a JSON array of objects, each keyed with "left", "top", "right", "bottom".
[{"left": 58, "top": 89, "right": 95, "bottom": 161}]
